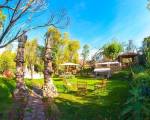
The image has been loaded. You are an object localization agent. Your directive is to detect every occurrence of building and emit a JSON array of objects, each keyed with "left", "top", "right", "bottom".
[{"left": 118, "top": 52, "right": 139, "bottom": 68}]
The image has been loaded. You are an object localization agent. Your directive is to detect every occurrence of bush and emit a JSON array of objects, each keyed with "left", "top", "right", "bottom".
[
  {"left": 134, "top": 72, "right": 150, "bottom": 97},
  {"left": 134, "top": 72, "right": 150, "bottom": 83},
  {"left": 121, "top": 86, "right": 150, "bottom": 120},
  {"left": 132, "top": 65, "right": 145, "bottom": 74},
  {"left": 0, "top": 50, "right": 16, "bottom": 73},
  {"left": 2, "top": 70, "right": 15, "bottom": 78},
  {"left": 121, "top": 70, "right": 150, "bottom": 119},
  {"left": 80, "top": 67, "right": 93, "bottom": 76}
]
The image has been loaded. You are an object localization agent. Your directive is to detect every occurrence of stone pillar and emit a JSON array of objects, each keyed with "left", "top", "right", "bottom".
[
  {"left": 43, "top": 33, "right": 58, "bottom": 98},
  {"left": 14, "top": 34, "right": 28, "bottom": 100}
]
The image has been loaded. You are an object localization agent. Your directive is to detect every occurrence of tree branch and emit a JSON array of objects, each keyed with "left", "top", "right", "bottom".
[
  {"left": 0, "top": 31, "right": 26, "bottom": 48},
  {"left": 0, "top": 5, "right": 14, "bottom": 10},
  {"left": 0, "top": 0, "right": 70, "bottom": 48}
]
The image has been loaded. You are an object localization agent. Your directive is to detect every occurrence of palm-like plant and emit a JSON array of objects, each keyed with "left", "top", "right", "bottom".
[
  {"left": 121, "top": 67, "right": 150, "bottom": 120},
  {"left": 121, "top": 86, "right": 149, "bottom": 120}
]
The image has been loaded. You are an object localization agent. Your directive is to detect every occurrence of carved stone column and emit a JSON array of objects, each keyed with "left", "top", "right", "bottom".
[
  {"left": 14, "top": 34, "right": 28, "bottom": 100},
  {"left": 43, "top": 33, "right": 58, "bottom": 98}
]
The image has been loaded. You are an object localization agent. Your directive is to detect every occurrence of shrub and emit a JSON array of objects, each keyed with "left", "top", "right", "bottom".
[
  {"left": 121, "top": 71, "right": 150, "bottom": 119},
  {"left": 121, "top": 86, "right": 149, "bottom": 120},
  {"left": 131, "top": 65, "right": 145, "bottom": 74},
  {"left": 2, "top": 70, "right": 15, "bottom": 78}
]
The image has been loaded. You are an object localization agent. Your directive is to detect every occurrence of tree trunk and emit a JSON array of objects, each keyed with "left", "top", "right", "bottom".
[
  {"left": 13, "top": 34, "right": 28, "bottom": 119},
  {"left": 31, "top": 68, "right": 33, "bottom": 80},
  {"left": 43, "top": 34, "right": 58, "bottom": 98},
  {"left": 29, "top": 64, "right": 33, "bottom": 80},
  {"left": 70, "top": 53, "right": 73, "bottom": 62},
  {"left": 14, "top": 34, "right": 28, "bottom": 99}
]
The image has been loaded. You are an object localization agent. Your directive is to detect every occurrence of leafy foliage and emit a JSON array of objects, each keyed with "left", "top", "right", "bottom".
[
  {"left": 25, "top": 39, "right": 38, "bottom": 78},
  {"left": 121, "top": 86, "right": 149, "bottom": 120},
  {"left": 46, "top": 27, "right": 80, "bottom": 73},
  {"left": 34, "top": 45, "right": 44, "bottom": 72},
  {"left": 0, "top": 10, "right": 6, "bottom": 29},
  {"left": 121, "top": 67, "right": 150, "bottom": 120},
  {"left": 0, "top": 50, "right": 16, "bottom": 73},
  {"left": 25, "top": 39, "right": 38, "bottom": 65},
  {"left": 67, "top": 40, "right": 80, "bottom": 62},
  {"left": 103, "top": 40, "right": 123, "bottom": 60},
  {"left": 47, "top": 27, "right": 62, "bottom": 72},
  {"left": 143, "top": 36, "right": 150, "bottom": 68},
  {"left": 147, "top": 0, "right": 150, "bottom": 10},
  {"left": 81, "top": 44, "right": 90, "bottom": 68}
]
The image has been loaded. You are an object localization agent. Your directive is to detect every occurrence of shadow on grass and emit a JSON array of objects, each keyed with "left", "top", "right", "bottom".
[
  {"left": 55, "top": 76, "right": 129, "bottom": 120},
  {"left": 111, "top": 71, "right": 129, "bottom": 80}
]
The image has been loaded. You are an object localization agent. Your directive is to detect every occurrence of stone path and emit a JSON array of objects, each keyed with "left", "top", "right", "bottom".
[{"left": 23, "top": 90, "right": 46, "bottom": 120}]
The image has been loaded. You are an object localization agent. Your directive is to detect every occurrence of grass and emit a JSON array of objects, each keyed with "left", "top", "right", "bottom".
[
  {"left": 0, "top": 70, "right": 130, "bottom": 120},
  {"left": 0, "top": 77, "right": 16, "bottom": 119},
  {"left": 54, "top": 71, "right": 130, "bottom": 120}
]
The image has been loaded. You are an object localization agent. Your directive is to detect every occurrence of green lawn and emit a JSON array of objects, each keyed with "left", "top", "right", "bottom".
[
  {"left": 0, "top": 71, "right": 130, "bottom": 120},
  {"left": 54, "top": 72, "right": 130, "bottom": 120},
  {"left": 0, "top": 77, "right": 16, "bottom": 119}
]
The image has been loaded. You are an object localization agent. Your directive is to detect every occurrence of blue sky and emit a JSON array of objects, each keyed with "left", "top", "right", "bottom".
[{"left": 29, "top": 0, "right": 150, "bottom": 51}]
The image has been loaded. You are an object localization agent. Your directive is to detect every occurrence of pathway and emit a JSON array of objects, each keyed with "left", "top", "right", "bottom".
[{"left": 23, "top": 90, "right": 46, "bottom": 120}]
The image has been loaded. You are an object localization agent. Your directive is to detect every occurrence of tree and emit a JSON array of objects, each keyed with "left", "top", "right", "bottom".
[
  {"left": 0, "top": 0, "right": 69, "bottom": 48},
  {"left": 0, "top": 10, "right": 6, "bottom": 28},
  {"left": 81, "top": 44, "right": 90, "bottom": 68},
  {"left": 147, "top": 0, "right": 150, "bottom": 9},
  {"left": 143, "top": 36, "right": 150, "bottom": 67},
  {"left": 25, "top": 39, "right": 38, "bottom": 79},
  {"left": 60, "top": 32, "right": 70, "bottom": 63},
  {"left": 45, "top": 29, "right": 80, "bottom": 72},
  {"left": 0, "top": 50, "right": 16, "bottom": 73},
  {"left": 48, "top": 27, "right": 61, "bottom": 73},
  {"left": 14, "top": 35, "right": 28, "bottom": 119},
  {"left": 42, "top": 29, "right": 80, "bottom": 98},
  {"left": 35, "top": 45, "right": 44, "bottom": 73},
  {"left": 56, "top": 33, "right": 81, "bottom": 63},
  {"left": 67, "top": 40, "right": 80, "bottom": 62},
  {"left": 103, "top": 40, "right": 123, "bottom": 60},
  {"left": 125, "top": 40, "right": 136, "bottom": 53},
  {"left": 43, "top": 29, "right": 58, "bottom": 98}
]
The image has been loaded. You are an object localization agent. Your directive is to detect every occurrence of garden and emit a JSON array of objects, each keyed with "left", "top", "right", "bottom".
[
  {"left": 0, "top": 0, "right": 150, "bottom": 120},
  {"left": 0, "top": 71, "right": 130, "bottom": 120},
  {"left": 1, "top": 67, "right": 150, "bottom": 119}
]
